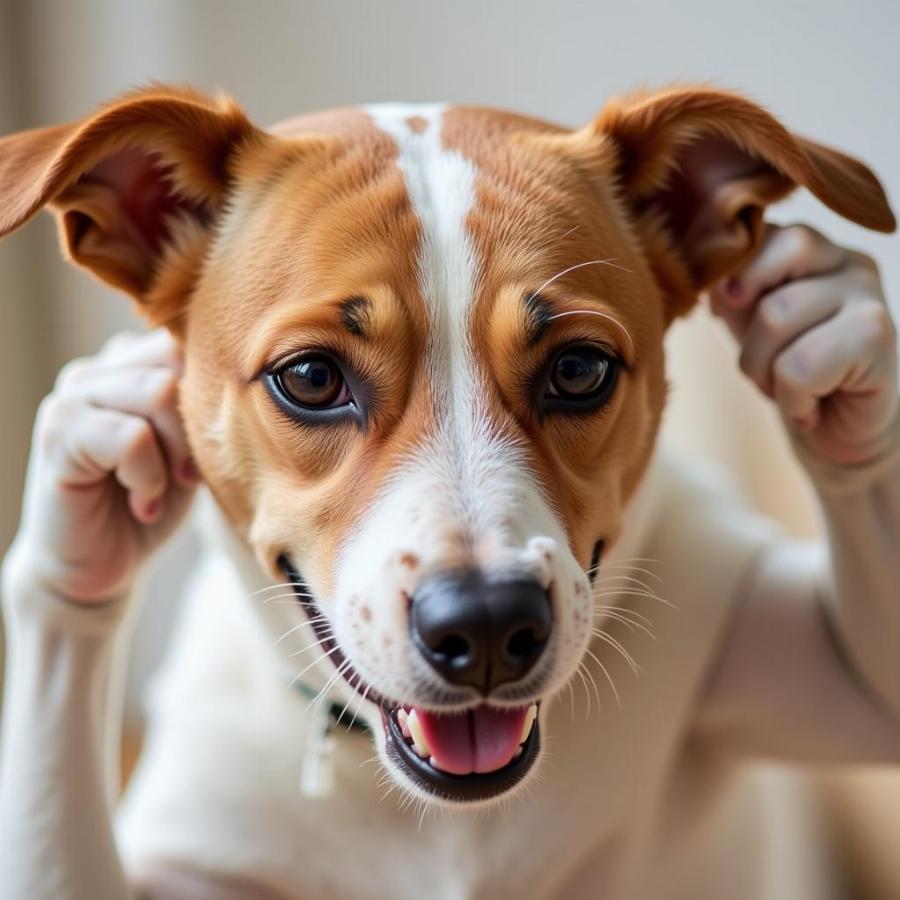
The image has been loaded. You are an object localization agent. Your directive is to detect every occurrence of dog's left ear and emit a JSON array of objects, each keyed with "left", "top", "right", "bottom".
[
  {"left": 588, "top": 86, "right": 896, "bottom": 318},
  {"left": 0, "top": 85, "right": 266, "bottom": 330}
]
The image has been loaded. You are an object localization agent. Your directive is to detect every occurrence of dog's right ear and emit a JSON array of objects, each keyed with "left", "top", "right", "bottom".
[{"left": 0, "top": 85, "right": 265, "bottom": 329}]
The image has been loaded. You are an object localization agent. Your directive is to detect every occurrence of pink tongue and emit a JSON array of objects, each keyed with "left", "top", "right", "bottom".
[{"left": 417, "top": 705, "right": 530, "bottom": 775}]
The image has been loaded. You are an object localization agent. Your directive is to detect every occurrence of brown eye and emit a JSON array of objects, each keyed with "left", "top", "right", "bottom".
[
  {"left": 549, "top": 347, "right": 612, "bottom": 398},
  {"left": 275, "top": 355, "right": 348, "bottom": 409}
]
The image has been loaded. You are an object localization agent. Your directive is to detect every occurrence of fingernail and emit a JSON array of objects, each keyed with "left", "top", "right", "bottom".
[{"left": 181, "top": 458, "right": 201, "bottom": 483}]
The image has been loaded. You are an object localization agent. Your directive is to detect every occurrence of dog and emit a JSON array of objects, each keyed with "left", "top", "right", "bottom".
[{"left": 1, "top": 84, "right": 899, "bottom": 899}]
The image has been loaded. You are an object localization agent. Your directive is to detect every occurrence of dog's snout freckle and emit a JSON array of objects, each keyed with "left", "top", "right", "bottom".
[
  {"left": 360, "top": 605, "right": 372, "bottom": 623},
  {"left": 399, "top": 552, "right": 420, "bottom": 570}
]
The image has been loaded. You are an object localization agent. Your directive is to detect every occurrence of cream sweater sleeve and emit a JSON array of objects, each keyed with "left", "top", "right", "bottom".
[
  {"left": 0, "top": 542, "right": 135, "bottom": 900},
  {"left": 695, "top": 415, "right": 900, "bottom": 762}
]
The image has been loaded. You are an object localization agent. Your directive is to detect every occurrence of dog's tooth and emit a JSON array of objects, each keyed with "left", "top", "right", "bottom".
[
  {"left": 406, "top": 709, "right": 431, "bottom": 758},
  {"left": 397, "top": 708, "right": 412, "bottom": 740},
  {"left": 520, "top": 704, "right": 537, "bottom": 744}
]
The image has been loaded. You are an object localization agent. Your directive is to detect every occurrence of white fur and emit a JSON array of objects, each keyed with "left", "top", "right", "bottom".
[{"left": 301, "top": 106, "right": 597, "bottom": 799}]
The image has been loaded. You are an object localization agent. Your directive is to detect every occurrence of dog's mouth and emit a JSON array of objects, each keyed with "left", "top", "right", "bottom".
[
  {"left": 382, "top": 701, "right": 540, "bottom": 802},
  {"left": 277, "top": 556, "right": 542, "bottom": 802}
]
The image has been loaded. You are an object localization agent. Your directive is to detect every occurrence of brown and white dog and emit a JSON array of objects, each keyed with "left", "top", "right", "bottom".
[{"left": 0, "top": 85, "right": 896, "bottom": 897}]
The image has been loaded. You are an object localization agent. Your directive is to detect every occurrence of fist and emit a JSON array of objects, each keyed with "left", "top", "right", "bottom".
[
  {"left": 709, "top": 224, "right": 899, "bottom": 466},
  {"left": 9, "top": 329, "right": 199, "bottom": 605}
]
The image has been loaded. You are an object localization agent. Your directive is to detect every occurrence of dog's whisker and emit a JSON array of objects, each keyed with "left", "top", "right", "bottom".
[
  {"left": 573, "top": 663, "right": 593, "bottom": 719},
  {"left": 592, "top": 631, "right": 641, "bottom": 676},
  {"left": 592, "top": 585, "right": 674, "bottom": 608},
  {"left": 583, "top": 647, "right": 622, "bottom": 709},
  {"left": 603, "top": 610, "right": 656, "bottom": 641},
  {"left": 262, "top": 591, "right": 316, "bottom": 605},
  {"left": 592, "top": 573, "right": 658, "bottom": 589},
  {"left": 346, "top": 684, "right": 371, "bottom": 733},
  {"left": 250, "top": 582, "right": 310, "bottom": 598},
  {"left": 336, "top": 674, "right": 364, "bottom": 728},
  {"left": 286, "top": 635, "right": 334, "bottom": 660},
  {"left": 594, "top": 609, "right": 656, "bottom": 640},
  {"left": 578, "top": 659, "right": 604, "bottom": 712},
  {"left": 531, "top": 257, "right": 631, "bottom": 299},
  {"left": 289, "top": 645, "right": 341, "bottom": 689},
  {"left": 274, "top": 623, "right": 309, "bottom": 646},
  {"left": 593, "top": 604, "right": 654, "bottom": 626},
  {"left": 592, "top": 562, "right": 662, "bottom": 583},
  {"left": 547, "top": 309, "right": 634, "bottom": 355},
  {"left": 308, "top": 660, "right": 352, "bottom": 713}
]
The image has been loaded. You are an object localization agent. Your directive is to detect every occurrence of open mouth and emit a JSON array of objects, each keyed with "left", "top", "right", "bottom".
[
  {"left": 383, "top": 701, "right": 540, "bottom": 802},
  {"left": 278, "top": 556, "right": 542, "bottom": 802}
]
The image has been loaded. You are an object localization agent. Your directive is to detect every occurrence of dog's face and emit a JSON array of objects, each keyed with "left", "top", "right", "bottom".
[{"left": 1, "top": 86, "right": 892, "bottom": 805}]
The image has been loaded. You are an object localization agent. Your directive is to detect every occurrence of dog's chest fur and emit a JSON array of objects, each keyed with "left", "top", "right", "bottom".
[{"left": 117, "top": 449, "right": 777, "bottom": 899}]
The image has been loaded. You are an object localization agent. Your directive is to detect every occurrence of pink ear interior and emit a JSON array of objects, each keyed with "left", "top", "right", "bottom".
[
  {"left": 638, "top": 135, "right": 794, "bottom": 287},
  {"left": 70, "top": 147, "right": 208, "bottom": 258}
]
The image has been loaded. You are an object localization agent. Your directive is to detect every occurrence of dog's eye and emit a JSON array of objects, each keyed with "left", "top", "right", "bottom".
[
  {"left": 274, "top": 355, "right": 350, "bottom": 409},
  {"left": 543, "top": 344, "right": 619, "bottom": 412}
]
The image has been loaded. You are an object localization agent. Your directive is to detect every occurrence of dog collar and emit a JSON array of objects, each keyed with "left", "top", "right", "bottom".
[{"left": 290, "top": 678, "right": 371, "bottom": 736}]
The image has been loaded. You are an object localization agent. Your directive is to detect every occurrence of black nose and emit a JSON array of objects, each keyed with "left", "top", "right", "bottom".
[{"left": 410, "top": 570, "right": 552, "bottom": 694}]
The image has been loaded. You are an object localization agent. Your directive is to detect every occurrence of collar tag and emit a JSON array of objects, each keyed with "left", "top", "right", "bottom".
[{"left": 299, "top": 702, "right": 337, "bottom": 799}]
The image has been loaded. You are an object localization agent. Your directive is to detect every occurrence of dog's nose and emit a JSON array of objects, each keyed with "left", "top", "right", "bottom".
[{"left": 410, "top": 570, "right": 552, "bottom": 694}]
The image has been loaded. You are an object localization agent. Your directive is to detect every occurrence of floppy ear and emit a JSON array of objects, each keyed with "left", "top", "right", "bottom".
[
  {"left": 0, "top": 85, "right": 264, "bottom": 329},
  {"left": 591, "top": 86, "right": 896, "bottom": 318}
]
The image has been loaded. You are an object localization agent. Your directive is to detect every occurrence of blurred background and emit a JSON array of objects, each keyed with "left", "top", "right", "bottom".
[{"left": 1, "top": 0, "right": 898, "bottom": 894}]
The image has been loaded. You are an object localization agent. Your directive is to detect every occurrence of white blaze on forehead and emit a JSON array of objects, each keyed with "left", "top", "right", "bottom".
[
  {"left": 359, "top": 104, "right": 564, "bottom": 565},
  {"left": 364, "top": 103, "right": 479, "bottom": 416}
]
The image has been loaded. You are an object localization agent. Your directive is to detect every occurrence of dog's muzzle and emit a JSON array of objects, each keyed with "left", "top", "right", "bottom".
[{"left": 279, "top": 556, "right": 547, "bottom": 803}]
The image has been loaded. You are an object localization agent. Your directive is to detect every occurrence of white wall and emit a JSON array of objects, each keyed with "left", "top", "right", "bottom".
[{"left": 2, "top": 0, "right": 898, "bottom": 707}]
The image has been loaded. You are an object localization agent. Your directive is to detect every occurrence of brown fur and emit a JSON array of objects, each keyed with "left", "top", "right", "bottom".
[{"left": 0, "top": 83, "right": 893, "bottom": 595}]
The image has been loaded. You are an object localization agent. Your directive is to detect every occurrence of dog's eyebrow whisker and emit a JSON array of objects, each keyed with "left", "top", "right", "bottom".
[
  {"left": 546, "top": 309, "right": 635, "bottom": 357},
  {"left": 582, "top": 648, "right": 622, "bottom": 710},
  {"left": 531, "top": 257, "right": 632, "bottom": 301}
]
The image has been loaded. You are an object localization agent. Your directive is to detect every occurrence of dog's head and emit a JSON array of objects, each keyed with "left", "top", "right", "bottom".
[{"left": 1, "top": 85, "right": 893, "bottom": 805}]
